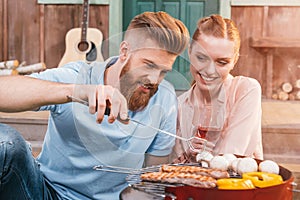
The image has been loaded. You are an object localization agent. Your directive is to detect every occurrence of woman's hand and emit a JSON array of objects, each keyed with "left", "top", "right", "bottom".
[
  {"left": 187, "top": 137, "right": 215, "bottom": 158},
  {"left": 172, "top": 152, "right": 192, "bottom": 164},
  {"left": 172, "top": 138, "right": 215, "bottom": 164}
]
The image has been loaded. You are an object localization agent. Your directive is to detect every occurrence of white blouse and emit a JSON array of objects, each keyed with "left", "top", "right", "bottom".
[{"left": 173, "top": 74, "right": 263, "bottom": 160}]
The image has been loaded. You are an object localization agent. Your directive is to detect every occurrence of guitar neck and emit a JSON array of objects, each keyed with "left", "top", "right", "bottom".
[{"left": 81, "top": 0, "right": 89, "bottom": 42}]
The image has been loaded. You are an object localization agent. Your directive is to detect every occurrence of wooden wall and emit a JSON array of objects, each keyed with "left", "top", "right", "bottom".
[
  {"left": 2, "top": 1, "right": 300, "bottom": 99},
  {"left": 0, "top": 0, "right": 109, "bottom": 69},
  {"left": 231, "top": 6, "right": 300, "bottom": 98}
]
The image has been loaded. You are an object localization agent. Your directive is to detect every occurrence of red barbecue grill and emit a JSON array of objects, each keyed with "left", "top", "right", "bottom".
[
  {"left": 164, "top": 164, "right": 293, "bottom": 200},
  {"left": 119, "top": 160, "right": 297, "bottom": 200}
]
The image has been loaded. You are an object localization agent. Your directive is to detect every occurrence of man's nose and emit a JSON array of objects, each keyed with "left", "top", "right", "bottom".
[{"left": 147, "top": 70, "right": 161, "bottom": 84}]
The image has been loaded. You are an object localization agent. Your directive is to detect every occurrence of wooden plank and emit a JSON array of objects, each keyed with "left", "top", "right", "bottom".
[
  {"left": 0, "top": 111, "right": 49, "bottom": 121},
  {"left": 262, "top": 100, "right": 300, "bottom": 140},
  {"left": 7, "top": 0, "right": 40, "bottom": 63},
  {"left": 231, "top": 6, "right": 265, "bottom": 91},
  {"left": 1, "top": 2, "right": 111, "bottom": 68},
  {"left": 250, "top": 37, "right": 300, "bottom": 48},
  {"left": 43, "top": 4, "right": 109, "bottom": 68},
  {"left": 262, "top": 6, "right": 268, "bottom": 37},
  {"left": 249, "top": 37, "right": 300, "bottom": 99},
  {"left": 3, "top": 0, "right": 8, "bottom": 60},
  {"left": 39, "top": 0, "right": 121, "bottom": 58},
  {"left": 262, "top": 100, "right": 300, "bottom": 126},
  {"left": 267, "top": 7, "right": 300, "bottom": 38},
  {"left": 280, "top": 163, "right": 300, "bottom": 173},
  {"left": 264, "top": 154, "right": 300, "bottom": 164},
  {"left": 263, "top": 125, "right": 300, "bottom": 134},
  {"left": 267, "top": 7, "right": 300, "bottom": 94},
  {"left": 0, "top": 111, "right": 48, "bottom": 152},
  {"left": 232, "top": 6, "right": 300, "bottom": 98},
  {"left": 263, "top": 134, "right": 300, "bottom": 159},
  {"left": 89, "top": 5, "right": 109, "bottom": 59},
  {"left": 0, "top": 0, "right": 3, "bottom": 60},
  {"left": 39, "top": 5, "right": 45, "bottom": 63},
  {"left": 44, "top": 4, "right": 81, "bottom": 68},
  {"left": 232, "top": 0, "right": 300, "bottom": 6},
  {"left": 265, "top": 51, "right": 273, "bottom": 99},
  {"left": 28, "top": 140, "right": 43, "bottom": 158},
  {"left": 37, "top": 0, "right": 109, "bottom": 4}
]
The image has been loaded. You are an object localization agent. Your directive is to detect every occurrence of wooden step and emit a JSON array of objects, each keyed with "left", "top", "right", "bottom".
[
  {"left": 261, "top": 100, "right": 300, "bottom": 166},
  {"left": 265, "top": 154, "right": 300, "bottom": 165},
  {"left": 0, "top": 111, "right": 48, "bottom": 157},
  {"left": 27, "top": 140, "right": 43, "bottom": 157},
  {"left": 0, "top": 111, "right": 48, "bottom": 141}
]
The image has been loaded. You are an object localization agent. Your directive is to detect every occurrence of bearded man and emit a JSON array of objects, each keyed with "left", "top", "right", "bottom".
[{"left": 0, "top": 11, "right": 189, "bottom": 199}]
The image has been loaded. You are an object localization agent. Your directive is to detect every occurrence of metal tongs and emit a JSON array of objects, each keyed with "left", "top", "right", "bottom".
[{"left": 67, "top": 95, "right": 207, "bottom": 153}]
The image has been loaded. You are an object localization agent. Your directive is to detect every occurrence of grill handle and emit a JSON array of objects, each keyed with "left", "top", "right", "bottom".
[{"left": 290, "top": 182, "right": 300, "bottom": 193}]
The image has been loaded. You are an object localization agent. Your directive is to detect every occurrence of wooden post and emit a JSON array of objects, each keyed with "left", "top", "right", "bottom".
[{"left": 265, "top": 50, "right": 274, "bottom": 99}]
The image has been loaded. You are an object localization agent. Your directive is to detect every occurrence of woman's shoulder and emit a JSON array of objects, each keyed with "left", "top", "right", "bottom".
[
  {"left": 177, "top": 86, "right": 193, "bottom": 103},
  {"left": 231, "top": 75, "right": 261, "bottom": 90},
  {"left": 230, "top": 76, "right": 262, "bottom": 99}
]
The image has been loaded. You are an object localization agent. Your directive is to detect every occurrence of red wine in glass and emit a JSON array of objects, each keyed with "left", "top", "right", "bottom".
[{"left": 196, "top": 126, "right": 208, "bottom": 139}]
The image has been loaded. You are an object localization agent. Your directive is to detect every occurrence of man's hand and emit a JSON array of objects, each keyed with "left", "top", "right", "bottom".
[{"left": 73, "top": 84, "right": 128, "bottom": 124}]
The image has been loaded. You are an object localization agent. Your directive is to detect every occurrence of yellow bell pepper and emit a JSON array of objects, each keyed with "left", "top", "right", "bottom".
[
  {"left": 217, "top": 178, "right": 255, "bottom": 190},
  {"left": 242, "top": 172, "right": 283, "bottom": 188}
]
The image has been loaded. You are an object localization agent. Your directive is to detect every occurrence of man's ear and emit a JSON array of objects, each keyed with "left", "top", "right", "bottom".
[{"left": 119, "top": 41, "right": 129, "bottom": 61}]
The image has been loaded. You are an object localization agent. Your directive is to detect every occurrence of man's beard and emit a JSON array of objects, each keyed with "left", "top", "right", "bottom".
[{"left": 119, "top": 62, "right": 158, "bottom": 111}]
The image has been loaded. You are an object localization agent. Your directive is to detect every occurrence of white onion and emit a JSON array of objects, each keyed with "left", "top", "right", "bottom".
[
  {"left": 259, "top": 160, "right": 280, "bottom": 174},
  {"left": 231, "top": 158, "right": 242, "bottom": 172},
  {"left": 223, "top": 153, "right": 237, "bottom": 166},
  {"left": 209, "top": 155, "right": 229, "bottom": 171},
  {"left": 196, "top": 151, "right": 214, "bottom": 162},
  {"left": 196, "top": 151, "right": 214, "bottom": 168},
  {"left": 237, "top": 157, "right": 258, "bottom": 175}
]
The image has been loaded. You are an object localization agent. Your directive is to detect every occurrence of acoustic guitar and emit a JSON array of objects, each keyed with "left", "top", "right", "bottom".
[{"left": 58, "top": 0, "right": 104, "bottom": 67}]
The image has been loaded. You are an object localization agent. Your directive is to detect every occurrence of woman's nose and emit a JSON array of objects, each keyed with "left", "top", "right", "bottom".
[{"left": 205, "top": 61, "right": 217, "bottom": 75}]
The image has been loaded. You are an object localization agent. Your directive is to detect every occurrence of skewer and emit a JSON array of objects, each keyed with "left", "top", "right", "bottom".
[{"left": 93, "top": 164, "right": 161, "bottom": 174}]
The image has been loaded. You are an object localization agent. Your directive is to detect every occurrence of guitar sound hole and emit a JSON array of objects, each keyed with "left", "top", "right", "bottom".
[
  {"left": 78, "top": 41, "right": 89, "bottom": 52},
  {"left": 86, "top": 42, "right": 97, "bottom": 62}
]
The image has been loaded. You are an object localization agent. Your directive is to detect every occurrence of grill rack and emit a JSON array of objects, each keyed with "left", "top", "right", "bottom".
[{"left": 124, "top": 163, "right": 241, "bottom": 199}]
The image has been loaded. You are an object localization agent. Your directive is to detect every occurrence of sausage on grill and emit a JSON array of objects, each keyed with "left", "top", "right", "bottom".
[
  {"left": 161, "top": 164, "right": 229, "bottom": 179},
  {"left": 140, "top": 171, "right": 217, "bottom": 188}
]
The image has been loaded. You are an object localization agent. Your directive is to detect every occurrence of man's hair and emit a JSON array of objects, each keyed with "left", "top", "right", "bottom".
[
  {"left": 124, "top": 11, "right": 189, "bottom": 55},
  {"left": 191, "top": 14, "right": 241, "bottom": 54}
]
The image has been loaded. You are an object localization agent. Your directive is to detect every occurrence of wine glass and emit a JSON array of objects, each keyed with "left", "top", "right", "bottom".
[{"left": 191, "top": 104, "right": 223, "bottom": 154}]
